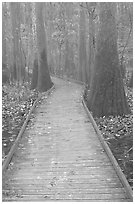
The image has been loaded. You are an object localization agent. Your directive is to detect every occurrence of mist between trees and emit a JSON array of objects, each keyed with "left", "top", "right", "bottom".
[{"left": 2, "top": 2, "right": 133, "bottom": 117}]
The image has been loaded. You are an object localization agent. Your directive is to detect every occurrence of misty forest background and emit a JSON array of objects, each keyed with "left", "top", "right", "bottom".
[{"left": 2, "top": 2, "right": 133, "bottom": 188}]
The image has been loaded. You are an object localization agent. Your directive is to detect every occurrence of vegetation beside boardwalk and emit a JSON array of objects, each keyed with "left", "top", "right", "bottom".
[
  {"left": 84, "top": 72, "right": 133, "bottom": 188},
  {"left": 95, "top": 89, "right": 133, "bottom": 188},
  {"left": 2, "top": 84, "right": 38, "bottom": 162}
]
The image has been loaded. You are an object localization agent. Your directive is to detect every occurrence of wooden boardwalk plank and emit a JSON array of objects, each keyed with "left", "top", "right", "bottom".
[
  {"left": 3, "top": 187, "right": 126, "bottom": 194},
  {"left": 2, "top": 77, "right": 132, "bottom": 201}
]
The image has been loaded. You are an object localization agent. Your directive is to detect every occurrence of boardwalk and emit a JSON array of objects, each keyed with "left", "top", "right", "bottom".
[{"left": 2, "top": 77, "right": 132, "bottom": 201}]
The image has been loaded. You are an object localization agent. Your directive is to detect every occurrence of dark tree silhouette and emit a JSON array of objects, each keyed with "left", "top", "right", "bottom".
[
  {"left": 35, "top": 3, "right": 53, "bottom": 92},
  {"left": 78, "top": 6, "right": 88, "bottom": 83},
  {"left": 87, "top": 2, "right": 130, "bottom": 117}
]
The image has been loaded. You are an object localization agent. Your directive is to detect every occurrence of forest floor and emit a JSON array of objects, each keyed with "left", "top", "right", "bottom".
[
  {"left": 2, "top": 83, "right": 38, "bottom": 162},
  {"left": 2, "top": 74, "right": 133, "bottom": 189}
]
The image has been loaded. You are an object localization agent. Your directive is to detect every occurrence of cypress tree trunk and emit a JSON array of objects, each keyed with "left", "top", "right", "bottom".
[
  {"left": 2, "top": 3, "right": 7, "bottom": 69},
  {"left": 36, "top": 3, "right": 52, "bottom": 92},
  {"left": 78, "top": 6, "right": 88, "bottom": 84},
  {"left": 87, "top": 3, "right": 96, "bottom": 88},
  {"left": 87, "top": 2, "right": 130, "bottom": 117},
  {"left": 10, "top": 2, "right": 22, "bottom": 84},
  {"left": 64, "top": 38, "right": 70, "bottom": 76}
]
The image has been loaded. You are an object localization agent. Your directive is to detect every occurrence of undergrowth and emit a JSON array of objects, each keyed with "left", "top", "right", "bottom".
[
  {"left": 84, "top": 75, "right": 133, "bottom": 188},
  {"left": 2, "top": 83, "right": 38, "bottom": 162}
]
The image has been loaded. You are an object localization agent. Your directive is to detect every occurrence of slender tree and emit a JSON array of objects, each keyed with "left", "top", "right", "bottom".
[
  {"left": 78, "top": 5, "right": 88, "bottom": 83},
  {"left": 86, "top": 2, "right": 96, "bottom": 88},
  {"left": 2, "top": 3, "right": 7, "bottom": 68},
  {"left": 10, "top": 2, "right": 24, "bottom": 84},
  {"left": 2, "top": 3, "right": 9, "bottom": 84},
  {"left": 87, "top": 2, "right": 130, "bottom": 117},
  {"left": 45, "top": 3, "right": 54, "bottom": 74},
  {"left": 64, "top": 37, "right": 70, "bottom": 76},
  {"left": 56, "top": 3, "right": 66, "bottom": 76}
]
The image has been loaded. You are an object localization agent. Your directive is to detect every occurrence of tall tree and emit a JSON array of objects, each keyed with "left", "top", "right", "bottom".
[
  {"left": 87, "top": 2, "right": 130, "bottom": 117},
  {"left": 20, "top": 2, "right": 33, "bottom": 82},
  {"left": 33, "top": 2, "right": 52, "bottom": 92},
  {"left": 117, "top": 3, "right": 133, "bottom": 78},
  {"left": 78, "top": 5, "right": 88, "bottom": 83},
  {"left": 64, "top": 37, "right": 70, "bottom": 75},
  {"left": 2, "top": 3, "right": 7, "bottom": 68},
  {"left": 55, "top": 3, "right": 66, "bottom": 76},
  {"left": 10, "top": 2, "right": 25, "bottom": 84},
  {"left": 45, "top": 3, "right": 54, "bottom": 74},
  {"left": 86, "top": 2, "right": 96, "bottom": 88},
  {"left": 2, "top": 3, "right": 10, "bottom": 84}
]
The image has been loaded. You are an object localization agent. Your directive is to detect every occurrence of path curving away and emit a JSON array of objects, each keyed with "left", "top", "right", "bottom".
[{"left": 2, "top": 77, "right": 131, "bottom": 201}]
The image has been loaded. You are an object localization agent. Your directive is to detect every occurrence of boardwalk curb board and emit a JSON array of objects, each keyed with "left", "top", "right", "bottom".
[
  {"left": 82, "top": 98, "right": 133, "bottom": 201},
  {"left": 2, "top": 84, "right": 55, "bottom": 173}
]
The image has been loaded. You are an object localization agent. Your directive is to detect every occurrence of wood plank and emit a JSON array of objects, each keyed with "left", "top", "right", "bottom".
[
  {"left": 3, "top": 198, "right": 131, "bottom": 202},
  {"left": 4, "top": 172, "right": 119, "bottom": 179},
  {"left": 2, "top": 193, "right": 128, "bottom": 200},
  {"left": 3, "top": 187, "right": 126, "bottom": 194},
  {"left": 3, "top": 182, "right": 123, "bottom": 189},
  {"left": 11, "top": 157, "right": 111, "bottom": 164},
  {"left": 8, "top": 163, "right": 114, "bottom": 170},
  {"left": 4, "top": 177, "right": 121, "bottom": 184}
]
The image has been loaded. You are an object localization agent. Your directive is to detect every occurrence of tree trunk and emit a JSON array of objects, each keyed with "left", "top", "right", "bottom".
[
  {"left": 64, "top": 38, "right": 70, "bottom": 76},
  {"left": 35, "top": 3, "right": 53, "bottom": 92},
  {"left": 59, "top": 45, "right": 62, "bottom": 76},
  {"left": 128, "top": 71, "right": 133, "bottom": 88},
  {"left": 78, "top": 6, "right": 88, "bottom": 84},
  {"left": 87, "top": 3, "right": 96, "bottom": 88},
  {"left": 2, "top": 3, "right": 7, "bottom": 68},
  {"left": 10, "top": 2, "right": 22, "bottom": 84},
  {"left": 87, "top": 2, "right": 130, "bottom": 117}
]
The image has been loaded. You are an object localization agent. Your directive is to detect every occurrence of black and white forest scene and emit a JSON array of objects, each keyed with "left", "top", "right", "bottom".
[{"left": 2, "top": 2, "right": 133, "bottom": 202}]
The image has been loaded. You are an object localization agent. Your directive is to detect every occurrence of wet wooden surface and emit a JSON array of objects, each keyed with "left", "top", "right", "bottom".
[{"left": 2, "top": 77, "right": 131, "bottom": 201}]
